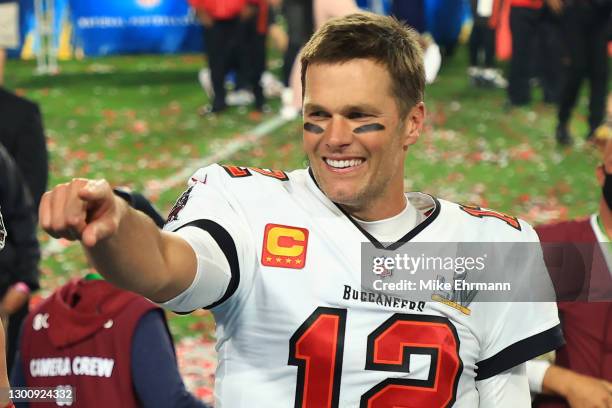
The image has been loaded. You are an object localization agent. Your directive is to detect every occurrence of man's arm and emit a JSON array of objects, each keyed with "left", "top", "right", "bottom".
[{"left": 39, "top": 179, "right": 196, "bottom": 303}]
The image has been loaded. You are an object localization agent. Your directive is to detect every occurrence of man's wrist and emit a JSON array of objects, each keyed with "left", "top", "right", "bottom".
[{"left": 543, "top": 365, "right": 574, "bottom": 397}]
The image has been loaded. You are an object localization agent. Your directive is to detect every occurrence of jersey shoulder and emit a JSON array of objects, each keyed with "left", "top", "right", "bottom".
[
  {"left": 189, "top": 163, "right": 299, "bottom": 189},
  {"left": 436, "top": 198, "right": 536, "bottom": 241}
]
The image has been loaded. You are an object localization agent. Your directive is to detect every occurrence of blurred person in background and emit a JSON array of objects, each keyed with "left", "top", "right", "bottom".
[
  {"left": 190, "top": 0, "right": 249, "bottom": 115},
  {"left": 0, "top": 192, "right": 19, "bottom": 408},
  {"left": 390, "top": 0, "right": 426, "bottom": 33},
  {"left": 279, "top": 0, "right": 314, "bottom": 118},
  {"left": 11, "top": 190, "right": 209, "bottom": 408},
  {"left": 554, "top": 0, "right": 611, "bottom": 146},
  {"left": 389, "top": 0, "right": 442, "bottom": 85},
  {"left": 0, "top": 88, "right": 48, "bottom": 207},
  {"left": 507, "top": 0, "right": 563, "bottom": 107},
  {"left": 527, "top": 135, "right": 612, "bottom": 407},
  {"left": 239, "top": 0, "right": 271, "bottom": 116},
  {"left": 0, "top": 0, "right": 19, "bottom": 86},
  {"left": 468, "top": 0, "right": 508, "bottom": 88},
  {"left": 0, "top": 145, "right": 39, "bottom": 376},
  {"left": 282, "top": 0, "right": 361, "bottom": 119}
]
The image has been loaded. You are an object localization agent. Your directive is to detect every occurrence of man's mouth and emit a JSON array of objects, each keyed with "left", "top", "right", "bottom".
[{"left": 324, "top": 158, "right": 365, "bottom": 170}]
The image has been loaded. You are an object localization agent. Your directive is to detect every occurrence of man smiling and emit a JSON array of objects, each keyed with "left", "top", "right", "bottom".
[{"left": 40, "top": 13, "right": 562, "bottom": 407}]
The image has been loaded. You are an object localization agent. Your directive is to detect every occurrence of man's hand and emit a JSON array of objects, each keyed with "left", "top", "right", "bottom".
[
  {"left": 549, "top": 367, "right": 612, "bottom": 408},
  {"left": 39, "top": 178, "right": 128, "bottom": 248},
  {"left": 565, "top": 375, "right": 612, "bottom": 408}
]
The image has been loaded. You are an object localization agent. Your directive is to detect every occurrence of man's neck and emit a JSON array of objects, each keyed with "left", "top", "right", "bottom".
[{"left": 343, "top": 194, "right": 408, "bottom": 222}]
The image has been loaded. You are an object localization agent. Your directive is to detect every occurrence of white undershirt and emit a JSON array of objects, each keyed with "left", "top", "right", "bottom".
[{"left": 353, "top": 201, "right": 420, "bottom": 243}]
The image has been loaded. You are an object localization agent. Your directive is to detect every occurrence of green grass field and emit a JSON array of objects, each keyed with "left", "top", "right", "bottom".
[{"left": 4, "top": 49, "right": 603, "bottom": 339}]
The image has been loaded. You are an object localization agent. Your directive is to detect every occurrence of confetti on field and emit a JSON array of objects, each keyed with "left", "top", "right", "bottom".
[{"left": 176, "top": 337, "right": 217, "bottom": 405}]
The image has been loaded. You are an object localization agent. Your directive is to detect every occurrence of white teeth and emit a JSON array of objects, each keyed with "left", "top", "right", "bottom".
[{"left": 325, "top": 159, "right": 364, "bottom": 169}]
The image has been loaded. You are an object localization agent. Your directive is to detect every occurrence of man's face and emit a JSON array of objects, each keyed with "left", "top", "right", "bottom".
[{"left": 302, "top": 59, "right": 423, "bottom": 218}]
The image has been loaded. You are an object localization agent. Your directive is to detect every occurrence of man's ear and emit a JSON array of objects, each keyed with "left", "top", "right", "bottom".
[
  {"left": 401, "top": 102, "right": 425, "bottom": 150},
  {"left": 597, "top": 164, "right": 605, "bottom": 187}
]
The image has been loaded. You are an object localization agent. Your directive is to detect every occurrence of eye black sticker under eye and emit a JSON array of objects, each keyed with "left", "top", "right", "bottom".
[
  {"left": 304, "top": 122, "right": 324, "bottom": 134},
  {"left": 353, "top": 123, "right": 386, "bottom": 134}
]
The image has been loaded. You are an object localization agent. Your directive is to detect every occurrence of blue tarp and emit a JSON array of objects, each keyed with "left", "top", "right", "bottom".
[{"left": 69, "top": 0, "right": 202, "bottom": 55}]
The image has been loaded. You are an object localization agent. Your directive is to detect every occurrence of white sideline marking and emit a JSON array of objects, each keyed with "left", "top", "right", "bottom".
[{"left": 42, "top": 114, "right": 290, "bottom": 257}]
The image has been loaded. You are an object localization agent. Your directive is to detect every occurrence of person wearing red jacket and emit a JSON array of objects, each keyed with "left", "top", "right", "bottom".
[{"left": 528, "top": 138, "right": 612, "bottom": 407}]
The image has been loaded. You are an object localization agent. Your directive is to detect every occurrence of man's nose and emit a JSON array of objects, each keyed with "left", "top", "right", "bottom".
[{"left": 325, "top": 116, "right": 354, "bottom": 149}]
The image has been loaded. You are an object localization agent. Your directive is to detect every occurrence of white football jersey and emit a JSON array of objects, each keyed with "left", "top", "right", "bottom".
[{"left": 163, "top": 164, "right": 562, "bottom": 408}]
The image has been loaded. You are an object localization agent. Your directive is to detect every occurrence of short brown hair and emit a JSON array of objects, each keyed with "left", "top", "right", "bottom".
[{"left": 300, "top": 12, "right": 425, "bottom": 116}]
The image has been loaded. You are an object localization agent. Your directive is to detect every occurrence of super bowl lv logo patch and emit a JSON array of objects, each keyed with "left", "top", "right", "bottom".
[{"left": 262, "top": 224, "right": 309, "bottom": 269}]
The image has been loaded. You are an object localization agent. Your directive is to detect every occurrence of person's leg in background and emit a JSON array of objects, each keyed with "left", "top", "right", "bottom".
[
  {"left": 508, "top": 6, "right": 538, "bottom": 105},
  {"left": 251, "top": 31, "right": 267, "bottom": 112},
  {"left": 206, "top": 18, "right": 243, "bottom": 114},
  {"left": 280, "top": 0, "right": 313, "bottom": 119},
  {"left": 586, "top": 4, "right": 610, "bottom": 139},
  {"left": 240, "top": 2, "right": 267, "bottom": 113},
  {"left": 203, "top": 22, "right": 227, "bottom": 113},
  {"left": 468, "top": 20, "right": 484, "bottom": 84},
  {"left": 556, "top": 3, "right": 587, "bottom": 144},
  {"left": 281, "top": 0, "right": 312, "bottom": 87},
  {"left": 6, "top": 302, "right": 27, "bottom": 373},
  {"left": 0, "top": 48, "right": 5, "bottom": 86},
  {"left": 537, "top": 6, "right": 563, "bottom": 104}
]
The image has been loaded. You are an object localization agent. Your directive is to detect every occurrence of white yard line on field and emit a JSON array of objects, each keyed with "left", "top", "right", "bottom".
[{"left": 42, "top": 114, "right": 290, "bottom": 257}]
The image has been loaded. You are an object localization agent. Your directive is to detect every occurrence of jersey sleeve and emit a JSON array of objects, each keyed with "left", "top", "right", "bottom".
[
  {"left": 475, "top": 223, "right": 564, "bottom": 381},
  {"left": 476, "top": 364, "right": 531, "bottom": 407},
  {"left": 162, "top": 164, "right": 257, "bottom": 311}
]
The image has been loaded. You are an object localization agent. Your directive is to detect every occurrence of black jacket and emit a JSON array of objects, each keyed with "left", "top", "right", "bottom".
[
  {"left": 0, "top": 87, "right": 48, "bottom": 206},
  {"left": 0, "top": 144, "right": 40, "bottom": 294}
]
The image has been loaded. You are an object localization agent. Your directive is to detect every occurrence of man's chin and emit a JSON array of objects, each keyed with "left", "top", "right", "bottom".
[{"left": 321, "top": 186, "right": 361, "bottom": 207}]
